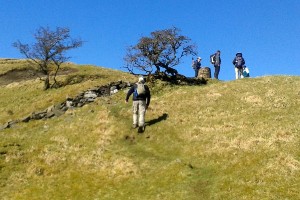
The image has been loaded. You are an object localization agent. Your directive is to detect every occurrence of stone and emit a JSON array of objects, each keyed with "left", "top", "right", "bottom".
[
  {"left": 21, "top": 116, "right": 31, "bottom": 122},
  {"left": 46, "top": 112, "right": 55, "bottom": 118},
  {"left": 198, "top": 67, "right": 211, "bottom": 79},
  {"left": 46, "top": 105, "right": 54, "bottom": 113},
  {"left": 84, "top": 91, "right": 97, "bottom": 98},
  {"left": 66, "top": 100, "right": 73, "bottom": 108}
]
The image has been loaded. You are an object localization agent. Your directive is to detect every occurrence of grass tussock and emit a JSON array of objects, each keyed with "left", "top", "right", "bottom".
[{"left": 0, "top": 60, "right": 300, "bottom": 199}]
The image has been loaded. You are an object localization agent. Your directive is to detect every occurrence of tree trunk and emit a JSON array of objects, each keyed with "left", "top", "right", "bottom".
[
  {"left": 44, "top": 76, "right": 50, "bottom": 90},
  {"left": 155, "top": 65, "right": 160, "bottom": 73}
]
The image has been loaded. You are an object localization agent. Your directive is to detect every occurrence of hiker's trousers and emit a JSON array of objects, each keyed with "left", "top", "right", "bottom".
[
  {"left": 214, "top": 65, "right": 220, "bottom": 79},
  {"left": 235, "top": 67, "right": 243, "bottom": 79},
  {"left": 132, "top": 100, "right": 146, "bottom": 127}
]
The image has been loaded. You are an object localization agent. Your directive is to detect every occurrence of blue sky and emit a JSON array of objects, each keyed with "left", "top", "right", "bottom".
[{"left": 0, "top": 0, "right": 299, "bottom": 80}]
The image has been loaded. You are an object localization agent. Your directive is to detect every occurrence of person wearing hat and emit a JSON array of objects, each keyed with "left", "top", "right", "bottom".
[
  {"left": 191, "top": 57, "right": 202, "bottom": 77},
  {"left": 232, "top": 52, "right": 245, "bottom": 79},
  {"left": 125, "top": 76, "right": 151, "bottom": 133}
]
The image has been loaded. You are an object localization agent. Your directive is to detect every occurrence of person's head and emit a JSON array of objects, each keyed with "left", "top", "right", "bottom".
[
  {"left": 236, "top": 52, "right": 242, "bottom": 56},
  {"left": 217, "top": 50, "right": 221, "bottom": 54},
  {"left": 197, "top": 57, "right": 202, "bottom": 61},
  {"left": 138, "top": 76, "right": 145, "bottom": 83}
]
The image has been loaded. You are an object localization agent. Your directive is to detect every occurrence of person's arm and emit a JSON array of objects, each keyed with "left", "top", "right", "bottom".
[
  {"left": 191, "top": 60, "right": 196, "bottom": 68},
  {"left": 232, "top": 58, "right": 236, "bottom": 65},
  {"left": 125, "top": 85, "right": 134, "bottom": 103},
  {"left": 145, "top": 86, "right": 151, "bottom": 108}
]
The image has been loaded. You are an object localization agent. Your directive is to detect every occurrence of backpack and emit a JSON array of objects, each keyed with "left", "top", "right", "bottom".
[
  {"left": 191, "top": 60, "right": 197, "bottom": 68},
  {"left": 243, "top": 67, "right": 250, "bottom": 77},
  {"left": 235, "top": 56, "right": 244, "bottom": 68},
  {"left": 192, "top": 60, "right": 201, "bottom": 69},
  {"left": 210, "top": 54, "right": 215, "bottom": 64},
  {"left": 134, "top": 83, "right": 146, "bottom": 97}
]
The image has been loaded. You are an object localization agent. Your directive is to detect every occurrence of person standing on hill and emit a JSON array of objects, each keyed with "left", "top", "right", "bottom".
[
  {"left": 125, "top": 76, "right": 151, "bottom": 133},
  {"left": 191, "top": 57, "right": 202, "bottom": 77},
  {"left": 210, "top": 50, "right": 221, "bottom": 80},
  {"left": 232, "top": 52, "right": 246, "bottom": 79}
]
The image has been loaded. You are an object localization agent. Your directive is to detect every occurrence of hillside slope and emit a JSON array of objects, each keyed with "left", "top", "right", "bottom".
[{"left": 0, "top": 60, "right": 300, "bottom": 199}]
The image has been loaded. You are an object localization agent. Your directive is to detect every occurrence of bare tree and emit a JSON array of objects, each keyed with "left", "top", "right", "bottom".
[
  {"left": 13, "top": 26, "right": 83, "bottom": 90},
  {"left": 124, "top": 27, "right": 197, "bottom": 76}
]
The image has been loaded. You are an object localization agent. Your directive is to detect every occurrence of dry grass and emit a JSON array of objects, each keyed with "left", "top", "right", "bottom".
[
  {"left": 0, "top": 61, "right": 135, "bottom": 124},
  {"left": 0, "top": 60, "right": 300, "bottom": 199}
]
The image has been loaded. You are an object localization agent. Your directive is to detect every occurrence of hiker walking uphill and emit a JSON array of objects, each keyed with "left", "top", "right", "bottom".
[
  {"left": 191, "top": 57, "right": 201, "bottom": 77},
  {"left": 232, "top": 52, "right": 246, "bottom": 79},
  {"left": 125, "top": 76, "right": 151, "bottom": 133},
  {"left": 210, "top": 50, "right": 221, "bottom": 80}
]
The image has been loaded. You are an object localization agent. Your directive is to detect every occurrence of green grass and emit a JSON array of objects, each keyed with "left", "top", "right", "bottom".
[
  {"left": 0, "top": 62, "right": 135, "bottom": 124},
  {"left": 0, "top": 60, "right": 300, "bottom": 199}
]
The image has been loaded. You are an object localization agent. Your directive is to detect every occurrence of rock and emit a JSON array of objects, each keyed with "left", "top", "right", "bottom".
[
  {"left": 84, "top": 91, "right": 97, "bottom": 98},
  {"left": 110, "top": 86, "right": 117, "bottom": 91},
  {"left": 66, "top": 100, "right": 73, "bottom": 108},
  {"left": 52, "top": 108, "right": 65, "bottom": 117},
  {"left": 46, "top": 112, "right": 55, "bottom": 118},
  {"left": 0, "top": 122, "right": 9, "bottom": 130},
  {"left": 21, "top": 116, "right": 31, "bottom": 122},
  {"left": 32, "top": 111, "right": 48, "bottom": 120},
  {"left": 198, "top": 67, "right": 211, "bottom": 79},
  {"left": 86, "top": 98, "right": 95, "bottom": 102},
  {"left": 7, "top": 120, "right": 19, "bottom": 128},
  {"left": 110, "top": 88, "right": 118, "bottom": 95},
  {"left": 46, "top": 105, "right": 54, "bottom": 113}
]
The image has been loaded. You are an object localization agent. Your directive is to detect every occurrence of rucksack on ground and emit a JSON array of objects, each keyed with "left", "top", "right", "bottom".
[
  {"left": 243, "top": 67, "right": 250, "bottom": 77},
  {"left": 210, "top": 54, "right": 215, "bottom": 64}
]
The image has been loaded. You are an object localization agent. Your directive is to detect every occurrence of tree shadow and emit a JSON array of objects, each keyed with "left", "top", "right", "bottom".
[{"left": 146, "top": 113, "right": 168, "bottom": 127}]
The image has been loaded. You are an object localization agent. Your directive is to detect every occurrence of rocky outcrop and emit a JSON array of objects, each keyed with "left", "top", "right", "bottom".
[{"left": 0, "top": 80, "right": 131, "bottom": 130}]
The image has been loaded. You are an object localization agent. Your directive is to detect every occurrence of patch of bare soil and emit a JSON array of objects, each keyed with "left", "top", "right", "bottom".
[{"left": 0, "top": 68, "right": 78, "bottom": 86}]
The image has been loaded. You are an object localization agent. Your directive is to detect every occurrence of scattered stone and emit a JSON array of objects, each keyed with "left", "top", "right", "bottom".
[{"left": 0, "top": 80, "right": 133, "bottom": 131}]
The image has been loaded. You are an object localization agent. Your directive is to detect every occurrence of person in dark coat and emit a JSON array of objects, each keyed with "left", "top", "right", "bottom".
[
  {"left": 232, "top": 52, "right": 246, "bottom": 79},
  {"left": 191, "top": 57, "right": 201, "bottom": 77},
  {"left": 211, "top": 50, "right": 221, "bottom": 79}
]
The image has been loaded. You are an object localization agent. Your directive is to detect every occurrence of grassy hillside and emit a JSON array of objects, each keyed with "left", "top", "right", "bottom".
[{"left": 0, "top": 60, "right": 300, "bottom": 199}]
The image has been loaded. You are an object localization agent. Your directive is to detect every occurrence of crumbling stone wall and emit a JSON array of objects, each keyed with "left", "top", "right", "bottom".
[{"left": 0, "top": 80, "right": 132, "bottom": 130}]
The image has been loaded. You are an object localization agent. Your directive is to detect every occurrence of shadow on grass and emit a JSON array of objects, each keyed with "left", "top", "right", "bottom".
[{"left": 146, "top": 113, "right": 168, "bottom": 126}]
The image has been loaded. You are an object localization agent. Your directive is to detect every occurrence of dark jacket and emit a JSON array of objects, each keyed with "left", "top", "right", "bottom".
[
  {"left": 213, "top": 52, "right": 221, "bottom": 66},
  {"left": 232, "top": 53, "right": 245, "bottom": 68},
  {"left": 126, "top": 83, "right": 151, "bottom": 106},
  {"left": 192, "top": 60, "right": 201, "bottom": 69}
]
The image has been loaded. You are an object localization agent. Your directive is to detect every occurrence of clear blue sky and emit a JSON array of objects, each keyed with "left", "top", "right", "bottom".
[{"left": 0, "top": 0, "right": 299, "bottom": 80}]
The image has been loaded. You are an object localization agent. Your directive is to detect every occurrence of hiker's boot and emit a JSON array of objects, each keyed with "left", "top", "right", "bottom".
[{"left": 138, "top": 126, "right": 144, "bottom": 133}]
